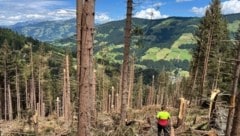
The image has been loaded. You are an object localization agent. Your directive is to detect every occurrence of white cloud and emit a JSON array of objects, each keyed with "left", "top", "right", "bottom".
[
  {"left": 0, "top": 1, "right": 75, "bottom": 26},
  {"left": 191, "top": 0, "right": 240, "bottom": 16},
  {"left": 153, "top": 2, "right": 164, "bottom": 8},
  {"left": 95, "top": 13, "right": 112, "bottom": 24},
  {"left": 176, "top": 0, "right": 193, "bottom": 2},
  {"left": 222, "top": 0, "right": 240, "bottom": 14},
  {"left": 191, "top": 6, "right": 209, "bottom": 16},
  {"left": 134, "top": 8, "right": 168, "bottom": 19}
]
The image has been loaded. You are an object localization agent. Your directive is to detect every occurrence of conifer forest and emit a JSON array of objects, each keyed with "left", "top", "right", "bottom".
[{"left": 1, "top": 0, "right": 240, "bottom": 135}]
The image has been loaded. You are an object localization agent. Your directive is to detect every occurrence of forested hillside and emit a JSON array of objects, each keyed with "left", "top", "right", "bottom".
[
  {"left": 10, "top": 14, "right": 240, "bottom": 74},
  {"left": 0, "top": 27, "right": 76, "bottom": 121}
]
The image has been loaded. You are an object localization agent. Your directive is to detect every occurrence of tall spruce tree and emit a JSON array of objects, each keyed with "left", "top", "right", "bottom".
[{"left": 191, "top": 0, "right": 233, "bottom": 102}]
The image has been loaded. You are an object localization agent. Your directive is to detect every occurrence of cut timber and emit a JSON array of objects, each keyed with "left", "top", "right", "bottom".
[{"left": 190, "top": 129, "right": 217, "bottom": 136}]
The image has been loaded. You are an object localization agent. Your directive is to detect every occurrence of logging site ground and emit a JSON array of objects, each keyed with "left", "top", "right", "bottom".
[{"left": 0, "top": 105, "right": 221, "bottom": 135}]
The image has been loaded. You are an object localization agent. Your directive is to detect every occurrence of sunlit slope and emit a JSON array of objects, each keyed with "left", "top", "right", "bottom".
[{"left": 141, "top": 33, "right": 196, "bottom": 61}]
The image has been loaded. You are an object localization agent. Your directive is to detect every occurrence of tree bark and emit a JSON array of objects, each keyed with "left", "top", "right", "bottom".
[
  {"left": 77, "top": 0, "right": 95, "bottom": 135},
  {"left": 30, "top": 43, "right": 36, "bottom": 111},
  {"left": 128, "top": 57, "right": 134, "bottom": 108},
  {"left": 66, "top": 55, "right": 71, "bottom": 121},
  {"left": 121, "top": 0, "right": 133, "bottom": 124},
  {"left": 136, "top": 74, "right": 143, "bottom": 109},
  {"left": 16, "top": 66, "right": 21, "bottom": 120},
  {"left": 63, "top": 68, "right": 66, "bottom": 118},
  {"left": 231, "top": 91, "right": 240, "bottom": 135},
  {"left": 227, "top": 40, "right": 240, "bottom": 135},
  {"left": 200, "top": 28, "right": 213, "bottom": 103},
  {"left": 8, "top": 84, "right": 13, "bottom": 120},
  {"left": 4, "top": 60, "right": 7, "bottom": 120}
]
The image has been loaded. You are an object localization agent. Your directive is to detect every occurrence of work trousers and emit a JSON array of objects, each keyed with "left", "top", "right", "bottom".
[{"left": 157, "top": 124, "right": 169, "bottom": 136}]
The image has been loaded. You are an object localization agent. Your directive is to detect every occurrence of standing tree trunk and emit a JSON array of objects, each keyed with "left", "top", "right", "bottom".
[
  {"left": 62, "top": 69, "right": 66, "bottom": 118},
  {"left": 118, "top": 65, "right": 123, "bottom": 112},
  {"left": 128, "top": 56, "right": 134, "bottom": 108},
  {"left": 77, "top": 0, "right": 95, "bottom": 135},
  {"left": 231, "top": 90, "right": 240, "bottom": 135},
  {"left": 64, "top": 55, "right": 71, "bottom": 121},
  {"left": 228, "top": 40, "right": 240, "bottom": 135},
  {"left": 0, "top": 87, "right": 2, "bottom": 120},
  {"left": 121, "top": 0, "right": 133, "bottom": 124},
  {"left": 38, "top": 66, "right": 42, "bottom": 117},
  {"left": 4, "top": 60, "right": 7, "bottom": 120},
  {"left": 200, "top": 28, "right": 212, "bottom": 103},
  {"left": 25, "top": 78, "right": 29, "bottom": 109},
  {"left": 8, "top": 84, "right": 13, "bottom": 120},
  {"left": 16, "top": 66, "right": 21, "bottom": 120},
  {"left": 76, "top": 0, "right": 82, "bottom": 121},
  {"left": 136, "top": 74, "right": 143, "bottom": 109},
  {"left": 30, "top": 43, "right": 36, "bottom": 111}
]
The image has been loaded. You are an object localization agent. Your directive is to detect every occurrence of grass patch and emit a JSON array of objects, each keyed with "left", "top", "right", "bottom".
[
  {"left": 171, "top": 33, "right": 196, "bottom": 49},
  {"left": 228, "top": 20, "right": 240, "bottom": 33}
]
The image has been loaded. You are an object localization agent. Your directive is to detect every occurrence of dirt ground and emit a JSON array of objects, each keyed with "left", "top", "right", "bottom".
[{"left": 0, "top": 105, "right": 214, "bottom": 136}]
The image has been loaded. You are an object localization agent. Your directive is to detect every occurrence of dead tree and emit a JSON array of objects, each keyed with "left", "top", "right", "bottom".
[
  {"left": 8, "top": 84, "right": 13, "bottom": 120},
  {"left": 77, "top": 0, "right": 95, "bottom": 135},
  {"left": 226, "top": 40, "right": 240, "bottom": 136},
  {"left": 30, "top": 43, "right": 36, "bottom": 111},
  {"left": 177, "top": 98, "right": 188, "bottom": 127},
  {"left": 16, "top": 66, "right": 21, "bottom": 120},
  {"left": 128, "top": 56, "right": 134, "bottom": 108},
  {"left": 200, "top": 28, "right": 213, "bottom": 103},
  {"left": 121, "top": 0, "right": 133, "bottom": 124}
]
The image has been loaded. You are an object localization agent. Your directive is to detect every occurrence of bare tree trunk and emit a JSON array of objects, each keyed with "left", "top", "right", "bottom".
[
  {"left": 66, "top": 55, "right": 71, "bottom": 121},
  {"left": 63, "top": 68, "right": 66, "bottom": 118},
  {"left": 121, "top": 0, "right": 132, "bottom": 124},
  {"left": 118, "top": 65, "right": 123, "bottom": 112},
  {"left": 102, "top": 69, "right": 107, "bottom": 112},
  {"left": 128, "top": 57, "right": 134, "bottom": 108},
  {"left": 90, "top": 69, "right": 97, "bottom": 125},
  {"left": 4, "top": 61, "right": 7, "bottom": 120},
  {"left": 16, "top": 66, "right": 21, "bottom": 120},
  {"left": 200, "top": 29, "right": 212, "bottom": 102},
  {"left": 212, "top": 58, "right": 221, "bottom": 89},
  {"left": 137, "top": 74, "right": 143, "bottom": 109},
  {"left": 62, "top": 56, "right": 71, "bottom": 121},
  {"left": 147, "top": 86, "right": 152, "bottom": 106},
  {"left": 115, "top": 91, "right": 119, "bottom": 111},
  {"left": 42, "top": 103, "right": 45, "bottom": 117},
  {"left": 108, "top": 94, "right": 111, "bottom": 113},
  {"left": 8, "top": 84, "right": 13, "bottom": 120},
  {"left": 38, "top": 67, "right": 42, "bottom": 117},
  {"left": 56, "top": 97, "right": 60, "bottom": 117},
  {"left": 0, "top": 89, "right": 2, "bottom": 120},
  {"left": 76, "top": 0, "right": 82, "bottom": 125},
  {"left": 30, "top": 44, "right": 36, "bottom": 111},
  {"left": 226, "top": 41, "right": 240, "bottom": 136},
  {"left": 177, "top": 98, "right": 188, "bottom": 127},
  {"left": 25, "top": 78, "right": 29, "bottom": 109},
  {"left": 77, "top": 0, "right": 95, "bottom": 135},
  {"left": 111, "top": 86, "right": 115, "bottom": 111},
  {"left": 231, "top": 91, "right": 240, "bottom": 135},
  {"left": 151, "top": 75, "right": 155, "bottom": 105}
]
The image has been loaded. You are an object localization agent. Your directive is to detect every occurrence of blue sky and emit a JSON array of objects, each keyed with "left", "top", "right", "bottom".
[{"left": 0, "top": 0, "right": 240, "bottom": 26}]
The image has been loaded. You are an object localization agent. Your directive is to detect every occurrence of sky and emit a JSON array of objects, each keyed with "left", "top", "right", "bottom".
[{"left": 0, "top": 0, "right": 240, "bottom": 26}]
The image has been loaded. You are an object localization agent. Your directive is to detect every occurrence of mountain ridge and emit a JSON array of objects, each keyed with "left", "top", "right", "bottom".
[{"left": 7, "top": 13, "right": 240, "bottom": 73}]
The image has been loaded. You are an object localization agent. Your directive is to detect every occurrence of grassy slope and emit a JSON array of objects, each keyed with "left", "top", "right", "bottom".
[{"left": 13, "top": 14, "right": 240, "bottom": 75}]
